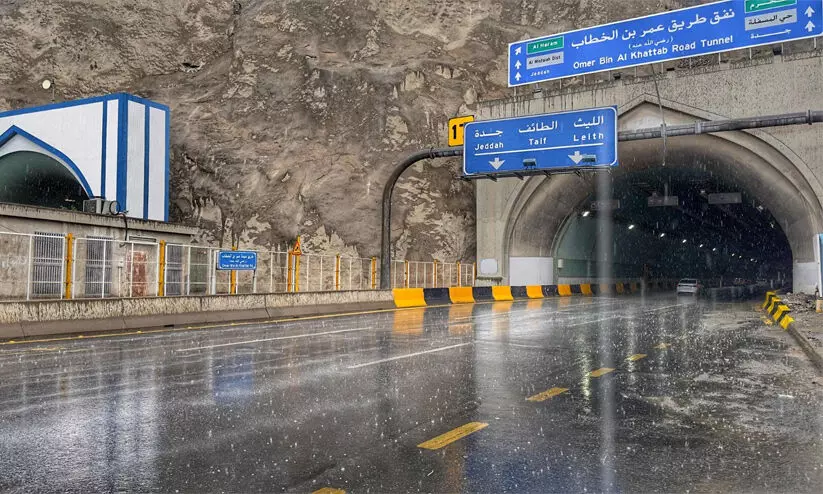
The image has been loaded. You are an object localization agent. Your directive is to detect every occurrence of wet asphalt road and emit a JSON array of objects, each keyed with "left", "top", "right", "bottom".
[{"left": 1, "top": 295, "right": 822, "bottom": 493}]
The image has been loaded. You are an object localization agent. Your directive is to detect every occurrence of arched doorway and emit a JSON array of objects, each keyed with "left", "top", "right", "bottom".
[{"left": 0, "top": 151, "right": 90, "bottom": 210}]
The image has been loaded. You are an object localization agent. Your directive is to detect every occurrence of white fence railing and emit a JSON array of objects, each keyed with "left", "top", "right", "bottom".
[{"left": 0, "top": 231, "right": 476, "bottom": 301}]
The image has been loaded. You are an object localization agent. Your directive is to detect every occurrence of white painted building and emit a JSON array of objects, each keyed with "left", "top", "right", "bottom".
[{"left": 0, "top": 93, "right": 170, "bottom": 221}]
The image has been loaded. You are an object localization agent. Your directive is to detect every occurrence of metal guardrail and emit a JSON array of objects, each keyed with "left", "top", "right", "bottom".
[{"left": 0, "top": 231, "right": 476, "bottom": 301}]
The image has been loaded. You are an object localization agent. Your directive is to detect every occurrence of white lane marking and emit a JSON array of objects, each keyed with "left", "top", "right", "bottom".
[
  {"left": 347, "top": 343, "right": 473, "bottom": 369},
  {"left": 174, "top": 327, "right": 370, "bottom": 353}
]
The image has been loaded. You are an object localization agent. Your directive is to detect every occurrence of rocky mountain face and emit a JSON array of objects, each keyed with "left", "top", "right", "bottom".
[{"left": 0, "top": 0, "right": 686, "bottom": 260}]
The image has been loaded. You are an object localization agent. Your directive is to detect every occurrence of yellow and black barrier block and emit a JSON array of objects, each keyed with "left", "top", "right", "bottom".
[
  {"left": 472, "top": 286, "right": 495, "bottom": 301},
  {"left": 511, "top": 286, "right": 529, "bottom": 299},
  {"left": 542, "top": 285, "right": 559, "bottom": 297},
  {"left": 449, "top": 287, "right": 475, "bottom": 304},
  {"left": 392, "top": 288, "right": 427, "bottom": 308},
  {"left": 492, "top": 286, "right": 515, "bottom": 301},
  {"left": 526, "top": 286, "right": 545, "bottom": 299},
  {"left": 423, "top": 288, "right": 451, "bottom": 306}
]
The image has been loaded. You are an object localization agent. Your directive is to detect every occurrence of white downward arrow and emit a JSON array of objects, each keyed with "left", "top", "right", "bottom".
[
  {"left": 515, "top": 46, "right": 522, "bottom": 55},
  {"left": 515, "top": 72, "right": 522, "bottom": 81},
  {"left": 489, "top": 157, "right": 505, "bottom": 170},
  {"left": 569, "top": 151, "right": 584, "bottom": 164},
  {"left": 515, "top": 60, "right": 522, "bottom": 69},
  {"left": 806, "top": 6, "right": 815, "bottom": 17},
  {"left": 807, "top": 20, "right": 816, "bottom": 32}
]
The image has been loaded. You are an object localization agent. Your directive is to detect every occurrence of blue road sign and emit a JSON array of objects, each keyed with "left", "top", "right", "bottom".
[
  {"left": 508, "top": 0, "right": 823, "bottom": 86},
  {"left": 217, "top": 251, "right": 258, "bottom": 271},
  {"left": 463, "top": 107, "right": 617, "bottom": 177}
]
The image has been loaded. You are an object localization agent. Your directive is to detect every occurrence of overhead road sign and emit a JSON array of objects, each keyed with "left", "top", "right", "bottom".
[
  {"left": 508, "top": 0, "right": 823, "bottom": 86},
  {"left": 448, "top": 115, "right": 475, "bottom": 147},
  {"left": 591, "top": 199, "right": 621, "bottom": 211},
  {"left": 708, "top": 192, "right": 743, "bottom": 204},
  {"left": 217, "top": 251, "right": 258, "bottom": 270},
  {"left": 463, "top": 107, "right": 617, "bottom": 179},
  {"left": 648, "top": 196, "right": 680, "bottom": 207}
]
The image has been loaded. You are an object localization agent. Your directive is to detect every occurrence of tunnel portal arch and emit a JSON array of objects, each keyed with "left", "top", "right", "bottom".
[{"left": 500, "top": 100, "right": 823, "bottom": 292}]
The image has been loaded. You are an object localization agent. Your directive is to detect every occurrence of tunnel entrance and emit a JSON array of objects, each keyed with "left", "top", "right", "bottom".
[
  {"left": 505, "top": 102, "right": 823, "bottom": 292},
  {"left": 553, "top": 166, "right": 792, "bottom": 284},
  {"left": 0, "top": 151, "right": 90, "bottom": 210}
]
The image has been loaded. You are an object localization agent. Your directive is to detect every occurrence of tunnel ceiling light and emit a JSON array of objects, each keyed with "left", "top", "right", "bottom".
[
  {"left": 660, "top": 233, "right": 666, "bottom": 238},
  {"left": 582, "top": 211, "right": 591, "bottom": 217},
  {"left": 713, "top": 248, "right": 717, "bottom": 252},
  {"left": 750, "top": 258, "right": 755, "bottom": 262},
  {"left": 682, "top": 239, "right": 687, "bottom": 244},
  {"left": 628, "top": 224, "right": 636, "bottom": 230},
  {"left": 699, "top": 244, "right": 704, "bottom": 248}
]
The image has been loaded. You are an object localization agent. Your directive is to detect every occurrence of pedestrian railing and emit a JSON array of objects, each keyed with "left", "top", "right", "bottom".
[{"left": 0, "top": 231, "right": 476, "bottom": 301}]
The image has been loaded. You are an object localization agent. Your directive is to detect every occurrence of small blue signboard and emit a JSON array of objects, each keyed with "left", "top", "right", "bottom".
[
  {"left": 217, "top": 251, "right": 258, "bottom": 271},
  {"left": 463, "top": 107, "right": 617, "bottom": 178},
  {"left": 509, "top": 0, "right": 823, "bottom": 86}
]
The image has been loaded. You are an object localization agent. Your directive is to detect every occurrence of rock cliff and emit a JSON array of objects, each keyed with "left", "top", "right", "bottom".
[{"left": 0, "top": 0, "right": 688, "bottom": 259}]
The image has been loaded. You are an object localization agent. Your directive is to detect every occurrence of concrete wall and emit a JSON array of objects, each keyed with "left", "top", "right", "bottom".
[
  {"left": 509, "top": 257, "right": 553, "bottom": 285},
  {"left": 0, "top": 290, "right": 396, "bottom": 340},
  {"left": 0, "top": 203, "right": 196, "bottom": 243},
  {"left": 474, "top": 49, "right": 823, "bottom": 293}
]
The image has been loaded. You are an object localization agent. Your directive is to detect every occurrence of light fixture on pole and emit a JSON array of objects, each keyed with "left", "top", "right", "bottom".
[{"left": 41, "top": 78, "right": 56, "bottom": 102}]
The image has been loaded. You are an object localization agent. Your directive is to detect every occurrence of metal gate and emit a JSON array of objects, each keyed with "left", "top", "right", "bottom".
[
  {"left": 84, "top": 237, "right": 113, "bottom": 298},
  {"left": 165, "top": 244, "right": 184, "bottom": 296},
  {"left": 31, "top": 233, "right": 64, "bottom": 298}
]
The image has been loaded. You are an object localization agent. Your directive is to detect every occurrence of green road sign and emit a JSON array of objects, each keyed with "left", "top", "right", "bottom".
[
  {"left": 745, "top": 0, "right": 796, "bottom": 14},
  {"left": 527, "top": 37, "right": 563, "bottom": 55}
]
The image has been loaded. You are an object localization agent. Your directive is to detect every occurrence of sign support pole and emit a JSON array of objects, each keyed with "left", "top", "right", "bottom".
[
  {"left": 380, "top": 147, "right": 462, "bottom": 289},
  {"left": 230, "top": 245, "right": 237, "bottom": 295}
]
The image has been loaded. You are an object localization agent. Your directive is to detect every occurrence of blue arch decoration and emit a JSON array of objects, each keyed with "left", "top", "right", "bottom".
[{"left": 0, "top": 125, "right": 95, "bottom": 197}]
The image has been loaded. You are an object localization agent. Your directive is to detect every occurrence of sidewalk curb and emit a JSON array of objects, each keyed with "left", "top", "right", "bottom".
[
  {"left": 761, "top": 291, "right": 823, "bottom": 373},
  {"left": 786, "top": 324, "right": 823, "bottom": 372}
]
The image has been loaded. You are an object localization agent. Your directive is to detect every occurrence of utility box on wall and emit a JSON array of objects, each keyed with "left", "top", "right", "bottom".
[{"left": 0, "top": 93, "right": 170, "bottom": 221}]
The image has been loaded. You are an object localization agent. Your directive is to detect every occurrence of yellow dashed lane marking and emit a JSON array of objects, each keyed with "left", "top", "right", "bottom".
[
  {"left": 526, "top": 387, "right": 569, "bottom": 402},
  {"left": 627, "top": 354, "right": 647, "bottom": 362},
  {"left": 654, "top": 343, "right": 671, "bottom": 350},
  {"left": 418, "top": 422, "right": 489, "bottom": 450},
  {"left": 588, "top": 367, "right": 615, "bottom": 378},
  {"left": 313, "top": 488, "right": 345, "bottom": 494}
]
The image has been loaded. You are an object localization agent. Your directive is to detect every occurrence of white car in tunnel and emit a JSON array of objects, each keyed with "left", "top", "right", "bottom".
[{"left": 676, "top": 279, "right": 702, "bottom": 295}]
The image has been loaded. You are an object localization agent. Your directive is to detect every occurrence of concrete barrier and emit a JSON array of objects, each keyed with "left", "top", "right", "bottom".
[
  {"left": 449, "top": 287, "right": 475, "bottom": 304},
  {"left": 491, "top": 286, "right": 514, "bottom": 301},
  {"left": 388, "top": 280, "right": 664, "bottom": 309},
  {"left": 525, "top": 286, "right": 543, "bottom": 298},
  {"left": 390, "top": 288, "right": 426, "bottom": 308},
  {"left": 0, "top": 290, "right": 396, "bottom": 340},
  {"left": 422, "top": 288, "right": 451, "bottom": 306},
  {"left": 0, "top": 278, "right": 668, "bottom": 341}
]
